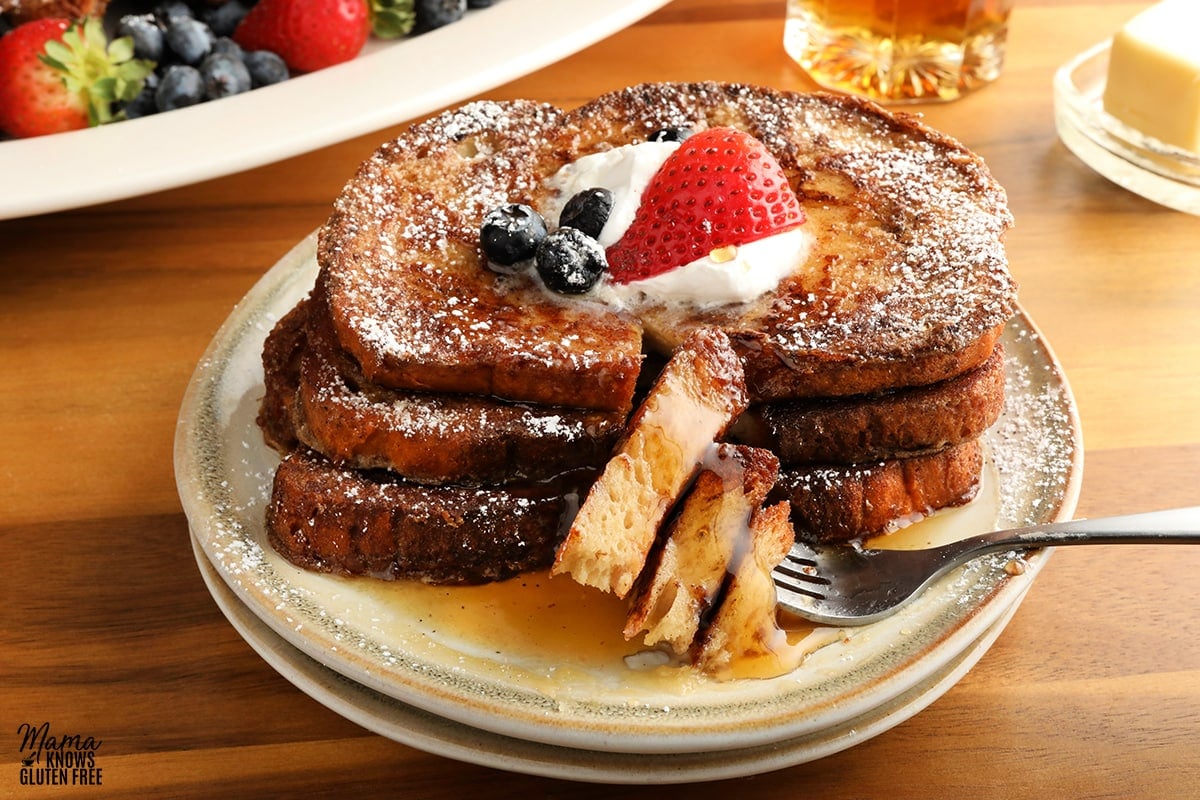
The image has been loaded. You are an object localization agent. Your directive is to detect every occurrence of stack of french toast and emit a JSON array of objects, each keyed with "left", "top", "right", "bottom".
[{"left": 257, "top": 82, "right": 1016, "bottom": 664}]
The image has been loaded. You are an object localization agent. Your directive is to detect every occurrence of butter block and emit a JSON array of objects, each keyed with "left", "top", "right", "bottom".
[{"left": 1102, "top": 0, "right": 1200, "bottom": 154}]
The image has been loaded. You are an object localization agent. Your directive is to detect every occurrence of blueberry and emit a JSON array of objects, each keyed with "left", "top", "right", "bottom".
[
  {"left": 116, "top": 14, "right": 164, "bottom": 62},
  {"left": 480, "top": 204, "right": 547, "bottom": 270},
  {"left": 155, "top": 64, "right": 205, "bottom": 111},
  {"left": 164, "top": 18, "right": 213, "bottom": 65},
  {"left": 535, "top": 228, "right": 606, "bottom": 294},
  {"left": 414, "top": 0, "right": 466, "bottom": 32},
  {"left": 211, "top": 36, "right": 244, "bottom": 61},
  {"left": 242, "top": 50, "right": 289, "bottom": 88},
  {"left": 122, "top": 72, "right": 160, "bottom": 119},
  {"left": 201, "top": 52, "right": 251, "bottom": 99},
  {"left": 202, "top": 1, "right": 251, "bottom": 37},
  {"left": 648, "top": 127, "right": 693, "bottom": 143},
  {"left": 559, "top": 188, "right": 613, "bottom": 240},
  {"left": 154, "top": 0, "right": 193, "bottom": 26}
]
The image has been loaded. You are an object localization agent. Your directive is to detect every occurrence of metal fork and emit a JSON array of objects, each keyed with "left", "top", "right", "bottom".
[{"left": 773, "top": 506, "right": 1200, "bottom": 626}]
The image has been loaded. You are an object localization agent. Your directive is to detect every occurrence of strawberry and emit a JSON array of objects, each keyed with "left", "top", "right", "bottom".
[
  {"left": 233, "top": 0, "right": 370, "bottom": 74},
  {"left": 0, "top": 17, "right": 154, "bottom": 138},
  {"left": 606, "top": 127, "right": 807, "bottom": 284}
]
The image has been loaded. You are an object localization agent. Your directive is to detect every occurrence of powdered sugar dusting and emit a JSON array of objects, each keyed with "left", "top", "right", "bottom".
[
  {"left": 319, "top": 98, "right": 641, "bottom": 408},
  {"left": 984, "top": 321, "right": 1080, "bottom": 527}
]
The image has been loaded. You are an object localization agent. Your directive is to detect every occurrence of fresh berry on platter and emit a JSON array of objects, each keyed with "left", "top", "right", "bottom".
[
  {"left": 232, "top": 0, "right": 369, "bottom": 74},
  {"left": 413, "top": 0, "right": 464, "bottom": 33},
  {"left": 0, "top": 16, "right": 153, "bottom": 137},
  {"left": 606, "top": 127, "right": 807, "bottom": 284}
]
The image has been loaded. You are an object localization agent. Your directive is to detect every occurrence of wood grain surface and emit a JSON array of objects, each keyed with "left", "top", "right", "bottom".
[{"left": 1, "top": 2, "right": 1197, "bottom": 798}]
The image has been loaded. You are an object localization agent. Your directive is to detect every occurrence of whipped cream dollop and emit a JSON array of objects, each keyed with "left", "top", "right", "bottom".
[{"left": 543, "top": 141, "right": 814, "bottom": 307}]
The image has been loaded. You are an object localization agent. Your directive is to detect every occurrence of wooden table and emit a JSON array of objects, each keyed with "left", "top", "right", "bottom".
[{"left": 2, "top": 1, "right": 1197, "bottom": 797}]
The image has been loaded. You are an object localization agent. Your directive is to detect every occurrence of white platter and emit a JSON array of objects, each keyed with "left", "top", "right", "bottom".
[
  {"left": 0, "top": 0, "right": 670, "bottom": 220},
  {"left": 175, "top": 232, "right": 1082, "bottom": 764}
]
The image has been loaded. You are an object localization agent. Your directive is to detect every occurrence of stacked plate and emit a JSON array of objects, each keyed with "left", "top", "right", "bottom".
[{"left": 175, "top": 233, "right": 1082, "bottom": 784}]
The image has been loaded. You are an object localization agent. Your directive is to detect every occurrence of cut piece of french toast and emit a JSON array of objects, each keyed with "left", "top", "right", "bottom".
[
  {"left": 692, "top": 500, "right": 797, "bottom": 679},
  {"left": 771, "top": 438, "right": 985, "bottom": 543},
  {"left": 259, "top": 291, "right": 626, "bottom": 485},
  {"left": 732, "top": 344, "right": 1005, "bottom": 465},
  {"left": 266, "top": 449, "right": 591, "bottom": 584},
  {"left": 624, "top": 443, "right": 781, "bottom": 655},
  {"left": 552, "top": 327, "right": 749, "bottom": 598}
]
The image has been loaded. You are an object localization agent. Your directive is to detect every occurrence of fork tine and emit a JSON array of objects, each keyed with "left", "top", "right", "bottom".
[
  {"left": 773, "top": 559, "right": 831, "bottom": 586},
  {"left": 785, "top": 539, "right": 819, "bottom": 562},
  {"left": 774, "top": 576, "right": 826, "bottom": 602},
  {"left": 773, "top": 541, "right": 832, "bottom": 604}
]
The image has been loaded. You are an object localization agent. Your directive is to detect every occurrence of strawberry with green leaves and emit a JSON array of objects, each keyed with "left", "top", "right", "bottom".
[
  {"left": 0, "top": 17, "right": 154, "bottom": 139},
  {"left": 606, "top": 127, "right": 807, "bottom": 284},
  {"left": 234, "top": 0, "right": 372, "bottom": 74}
]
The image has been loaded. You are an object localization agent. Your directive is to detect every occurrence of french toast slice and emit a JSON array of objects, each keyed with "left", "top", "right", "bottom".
[
  {"left": 266, "top": 449, "right": 590, "bottom": 584},
  {"left": 560, "top": 82, "right": 1016, "bottom": 399},
  {"left": 732, "top": 344, "right": 1005, "bottom": 465},
  {"left": 771, "top": 438, "right": 985, "bottom": 543},
  {"left": 317, "top": 99, "right": 643, "bottom": 412},
  {"left": 624, "top": 443, "right": 781, "bottom": 655},
  {"left": 552, "top": 327, "right": 749, "bottom": 598},
  {"left": 258, "top": 295, "right": 626, "bottom": 485}
]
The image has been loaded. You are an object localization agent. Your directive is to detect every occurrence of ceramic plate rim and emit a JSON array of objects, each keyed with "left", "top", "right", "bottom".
[
  {"left": 175, "top": 231, "right": 1083, "bottom": 756},
  {"left": 191, "top": 531, "right": 1038, "bottom": 783}
]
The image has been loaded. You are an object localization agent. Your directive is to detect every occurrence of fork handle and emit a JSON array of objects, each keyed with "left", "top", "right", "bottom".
[{"left": 939, "top": 506, "right": 1200, "bottom": 564}]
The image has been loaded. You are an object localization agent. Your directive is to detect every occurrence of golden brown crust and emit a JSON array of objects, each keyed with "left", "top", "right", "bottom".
[
  {"left": 266, "top": 450, "right": 588, "bottom": 584},
  {"left": 733, "top": 344, "right": 1005, "bottom": 464},
  {"left": 257, "top": 300, "right": 308, "bottom": 455},
  {"left": 297, "top": 291, "right": 626, "bottom": 484},
  {"left": 771, "top": 439, "right": 984, "bottom": 543}
]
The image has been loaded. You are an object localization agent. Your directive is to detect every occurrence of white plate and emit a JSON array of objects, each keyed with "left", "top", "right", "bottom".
[
  {"left": 175, "top": 232, "right": 1082, "bottom": 759},
  {"left": 0, "top": 0, "right": 669, "bottom": 220},
  {"left": 1054, "top": 41, "right": 1200, "bottom": 215},
  {"left": 191, "top": 531, "right": 1030, "bottom": 784}
]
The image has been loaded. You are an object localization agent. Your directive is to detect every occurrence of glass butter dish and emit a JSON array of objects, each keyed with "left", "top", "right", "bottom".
[{"left": 1054, "top": 41, "right": 1200, "bottom": 215}]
